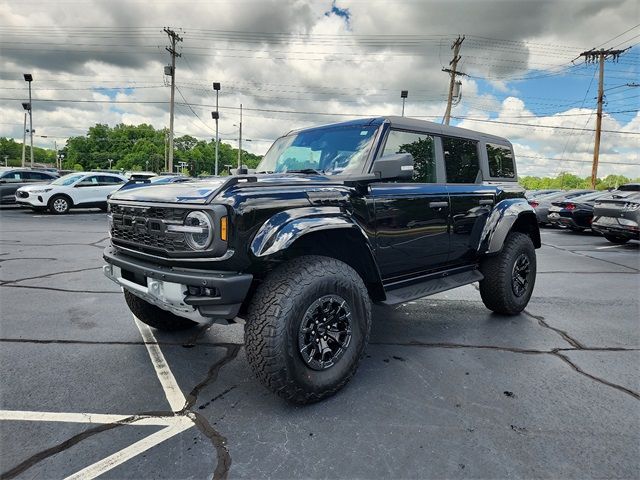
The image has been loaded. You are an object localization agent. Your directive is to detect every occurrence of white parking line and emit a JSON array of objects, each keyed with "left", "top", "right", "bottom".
[
  {"left": 134, "top": 316, "right": 187, "bottom": 412},
  {"left": 596, "top": 245, "right": 623, "bottom": 250},
  {"left": 0, "top": 410, "right": 171, "bottom": 426},
  {"left": 64, "top": 416, "right": 193, "bottom": 480}
]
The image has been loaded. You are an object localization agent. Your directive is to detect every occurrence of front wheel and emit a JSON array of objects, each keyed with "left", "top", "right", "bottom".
[
  {"left": 479, "top": 232, "right": 536, "bottom": 315},
  {"left": 604, "top": 234, "right": 629, "bottom": 244},
  {"left": 244, "top": 256, "right": 372, "bottom": 404},
  {"left": 124, "top": 290, "right": 197, "bottom": 331},
  {"left": 48, "top": 195, "right": 71, "bottom": 214}
]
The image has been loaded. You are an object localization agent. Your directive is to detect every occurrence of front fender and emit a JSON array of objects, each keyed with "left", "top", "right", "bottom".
[
  {"left": 251, "top": 206, "right": 370, "bottom": 257},
  {"left": 478, "top": 198, "right": 539, "bottom": 254}
]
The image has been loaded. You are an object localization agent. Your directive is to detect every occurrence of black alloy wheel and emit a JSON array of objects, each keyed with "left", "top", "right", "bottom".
[
  {"left": 511, "top": 253, "right": 531, "bottom": 298},
  {"left": 298, "top": 294, "right": 352, "bottom": 371}
]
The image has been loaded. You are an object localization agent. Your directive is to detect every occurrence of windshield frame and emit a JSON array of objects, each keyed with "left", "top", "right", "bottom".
[{"left": 256, "top": 124, "right": 382, "bottom": 176}]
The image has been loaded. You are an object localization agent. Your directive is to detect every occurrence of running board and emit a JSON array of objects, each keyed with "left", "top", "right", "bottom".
[{"left": 382, "top": 269, "right": 484, "bottom": 306}]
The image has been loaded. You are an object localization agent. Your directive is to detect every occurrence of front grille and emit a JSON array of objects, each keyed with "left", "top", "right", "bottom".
[
  {"left": 17, "top": 191, "right": 29, "bottom": 198},
  {"left": 110, "top": 203, "right": 189, "bottom": 254}
]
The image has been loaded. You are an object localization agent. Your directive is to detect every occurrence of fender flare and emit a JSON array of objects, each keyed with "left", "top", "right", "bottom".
[
  {"left": 251, "top": 206, "right": 372, "bottom": 258},
  {"left": 478, "top": 198, "right": 540, "bottom": 254}
]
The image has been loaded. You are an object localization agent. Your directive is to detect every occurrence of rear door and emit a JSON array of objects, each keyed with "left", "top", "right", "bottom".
[
  {"left": 442, "top": 136, "right": 495, "bottom": 264},
  {"left": 97, "top": 175, "right": 126, "bottom": 199},
  {"left": 370, "top": 129, "right": 450, "bottom": 280}
]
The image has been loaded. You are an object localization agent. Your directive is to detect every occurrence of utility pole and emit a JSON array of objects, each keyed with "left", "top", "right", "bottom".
[
  {"left": 579, "top": 48, "right": 629, "bottom": 189},
  {"left": 442, "top": 35, "right": 465, "bottom": 125},
  {"left": 21, "top": 112, "right": 27, "bottom": 167},
  {"left": 237, "top": 103, "right": 243, "bottom": 170},
  {"left": 164, "top": 27, "right": 183, "bottom": 174}
]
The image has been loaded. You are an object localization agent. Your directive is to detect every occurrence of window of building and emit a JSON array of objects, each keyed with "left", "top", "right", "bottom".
[
  {"left": 442, "top": 137, "right": 480, "bottom": 183},
  {"left": 382, "top": 130, "right": 436, "bottom": 183},
  {"left": 486, "top": 143, "right": 515, "bottom": 178}
]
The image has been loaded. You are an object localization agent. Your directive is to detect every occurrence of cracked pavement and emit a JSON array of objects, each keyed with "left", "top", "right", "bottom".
[{"left": 0, "top": 206, "right": 639, "bottom": 479}]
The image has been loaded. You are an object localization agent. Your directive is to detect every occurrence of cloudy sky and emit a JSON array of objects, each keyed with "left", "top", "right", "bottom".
[{"left": 1, "top": 0, "right": 638, "bottom": 177}]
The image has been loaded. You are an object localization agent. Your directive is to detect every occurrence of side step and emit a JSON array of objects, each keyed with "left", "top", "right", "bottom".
[{"left": 382, "top": 269, "right": 484, "bottom": 306}]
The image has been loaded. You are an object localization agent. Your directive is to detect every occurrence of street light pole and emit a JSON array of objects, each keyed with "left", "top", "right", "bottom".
[
  {"left": 237, "top": 103, "right": 243, "bottom": 170},
  {"left": 213, "top": 82, "right": 220, "bottom": 176},
  {"left": 24, "top": 74, "right": 34, "bottom": 167},
  {"left": 21, "top": 111, "right": 27, "bottom": 167},
  {"left": 401, "top": 90, "right": 408, "bottom": 117}
]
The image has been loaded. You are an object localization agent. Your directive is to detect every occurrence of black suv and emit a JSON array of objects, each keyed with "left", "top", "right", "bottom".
[
  {"left": 104, "top": 116, "right": 540, "bottom": 403},
  {"left": 0, "top": 168, "right": 59, "bottom": 204}
]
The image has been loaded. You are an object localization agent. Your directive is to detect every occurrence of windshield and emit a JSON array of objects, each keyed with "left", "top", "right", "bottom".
[
  {"left": 256, "top": 125, "right": 379, "bottom": 175},
  {"left": 51, "top": 173, "right": 85, "bottom": 186}
]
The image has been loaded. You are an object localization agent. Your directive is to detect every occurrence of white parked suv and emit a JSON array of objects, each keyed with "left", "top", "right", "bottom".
[{"left": 16, "top": 172, "right": 127, "bottom": 214}]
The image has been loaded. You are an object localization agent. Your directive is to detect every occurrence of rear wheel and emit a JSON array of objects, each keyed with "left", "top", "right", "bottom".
[
  {"left": 479, "top": 232, "right": 536, "bottom": 315},
  {"left": 48, "top": 195, "right": 71, "bottom": 214},
  {"left": 604, "top": 234, "right": 629, "bottom": 245},
  {"left": 244, "top": 256, "right": 371, "bottom": 404},
  {"left": 123, "top": 290, "right": 197, "bottom": 331}
]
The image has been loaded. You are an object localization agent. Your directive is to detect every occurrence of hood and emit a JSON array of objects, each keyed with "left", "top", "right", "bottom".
[
  {"left": 17, "top": 184, "right": 55, "bottom": 192},
  {"left": 110, "top": 178, "right": 228, "bottom": 204},
  {"left": 109, "top": 173, "right": 340, "bottom": 204}
]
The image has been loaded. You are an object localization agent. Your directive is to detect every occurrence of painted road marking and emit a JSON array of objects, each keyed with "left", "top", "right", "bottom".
[
  {"left": 134, "top": 316, "right": 187, "bottom": 412},
  {"left": 0, "top": 410, "right": 171, "bottom": 426},
  {"left": 596, "top": 244, "right": 623, "bottom": 249},
  {"left": 64, "top": 416, "right": 194, "bottom": 480},
  {"left": 1, "top": 315, "right": 198, "bottom": 479}
]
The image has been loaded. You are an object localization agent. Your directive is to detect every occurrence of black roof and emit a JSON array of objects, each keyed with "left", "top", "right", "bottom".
[{"left": 287, "top": 116, "right": 511, "bottom": 145}]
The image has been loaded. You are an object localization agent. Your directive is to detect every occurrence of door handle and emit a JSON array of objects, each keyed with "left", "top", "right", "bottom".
[
  {"left": 479, "top": 199, "right": 494, "bottom": 206},
  {"left": 429, "top": 201, "right": 448, "bottom": 208}
]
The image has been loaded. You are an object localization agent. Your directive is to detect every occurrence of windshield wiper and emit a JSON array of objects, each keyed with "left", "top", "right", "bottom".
[{"left": 286, "top": 169, "right": 324, "bottom": 175}]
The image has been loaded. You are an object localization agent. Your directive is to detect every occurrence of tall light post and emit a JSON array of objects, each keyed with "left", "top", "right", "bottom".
[
  {"left": 237, "top": 103, "right": 243, "bottom": 170},
  {"left": 212, "top": 82, "right": 220, "bottom": 176},
  {"left": 21, "top": 103, "right": 29, "bottom": 167},
  {"left": 108, "top": 158, "right": 113, "bottom": 170},
  {"left": 24, "top": 74, "right": 34, "bottom": 167},
  {"left": 401, "top": 90, "right": 408, "bottom": 117}
]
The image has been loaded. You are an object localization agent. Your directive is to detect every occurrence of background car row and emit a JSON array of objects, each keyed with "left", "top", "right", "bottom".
[
  {"left": 1, "top": 167, "right": 193, "bottom": 215},
  {"left": 527, "top": 184, "right": 640, "bottom": 244}
]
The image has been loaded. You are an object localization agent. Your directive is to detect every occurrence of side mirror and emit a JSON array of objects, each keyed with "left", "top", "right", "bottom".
[{"left": 373, "top": 153, "right": 414, "bottom": 181}]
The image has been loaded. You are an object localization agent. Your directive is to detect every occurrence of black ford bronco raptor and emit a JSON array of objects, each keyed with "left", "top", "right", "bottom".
[{"left": 104, "top": 116, "right": 540, "bottom": 404}]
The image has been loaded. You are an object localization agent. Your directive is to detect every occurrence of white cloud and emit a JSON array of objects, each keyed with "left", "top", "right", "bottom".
[{"left": 0, "top": 0, "right": 638, "bottom": 177}]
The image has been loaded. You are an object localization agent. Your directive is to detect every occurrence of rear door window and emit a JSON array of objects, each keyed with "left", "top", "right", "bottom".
[
  {"left": 486, "top": 143, "right": 515, "bottom": 178},
  {"left": 381, "top": 130, "right": 437, "bottom": 183},
  {"left": 442, "top": 137, "right": 480, "bottom": 183}
]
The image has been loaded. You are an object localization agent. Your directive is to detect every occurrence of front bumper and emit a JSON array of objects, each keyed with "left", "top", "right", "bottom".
[
  {"left": 15, "top": 192, "right": 48, "bottom": 207},
  {"left": 103, "top": 246, "right": 253, "bottom": 323}
]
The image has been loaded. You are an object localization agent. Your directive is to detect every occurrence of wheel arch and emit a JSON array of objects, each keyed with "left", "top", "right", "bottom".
[
  {"left": 250, "top": 207, "right": 385, "bottom": 302},
  {"left": 478, "top": 199, "right": 541, "bottom": 254},
  {"left": 48, "top": 193, "right": 74, "bottom": 208}
]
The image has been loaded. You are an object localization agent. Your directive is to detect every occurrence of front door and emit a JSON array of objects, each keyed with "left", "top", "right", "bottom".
[{"left": 370, "top": 130, "right": 450, "bottom": 281}]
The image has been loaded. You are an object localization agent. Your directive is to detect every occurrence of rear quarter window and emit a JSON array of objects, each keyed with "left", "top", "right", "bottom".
[{"left": 486, "top": 143, "right": 515, "bottom": 178}]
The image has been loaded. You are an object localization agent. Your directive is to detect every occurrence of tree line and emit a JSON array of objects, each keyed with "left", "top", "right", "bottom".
[
  {"left": 1, "top": 123, "right": 262, "bottom": 175},
  {"left": 1, "top": 126, "right": 638, "bottom": 188}
]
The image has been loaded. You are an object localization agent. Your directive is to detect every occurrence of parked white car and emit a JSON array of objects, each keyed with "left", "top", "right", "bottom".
[{"left": 16, "top": 172, "right": 127, "bottom": 214}]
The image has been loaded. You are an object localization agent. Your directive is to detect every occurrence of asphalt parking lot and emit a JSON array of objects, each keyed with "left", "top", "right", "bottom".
[{"left": 1, "top": 206, "right": 638, "bottom": 479}]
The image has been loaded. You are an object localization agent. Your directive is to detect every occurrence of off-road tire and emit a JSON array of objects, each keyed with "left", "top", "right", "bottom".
[
  {"left": 604, "top": 234, "right": 629, "bottom": 244},
  {"left": 124, "top": 290, "right": 197, "bottom": 331},
  {"left": 479, "top": 232, "right": 536, "bottom": 315},
  {"left": 48, "top": 195, "right": 71, "bottom": 215},
  {"left": 244, "top": 255, "right": 372, "bottom": 404}
]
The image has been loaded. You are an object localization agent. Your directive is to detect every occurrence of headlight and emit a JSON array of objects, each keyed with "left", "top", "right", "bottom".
[
  {"left": 182, "top": 211, "right": 213, "bottom": 250},
  {"left": 30, "top": 188, "right": 52, "bottom": 193}
]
